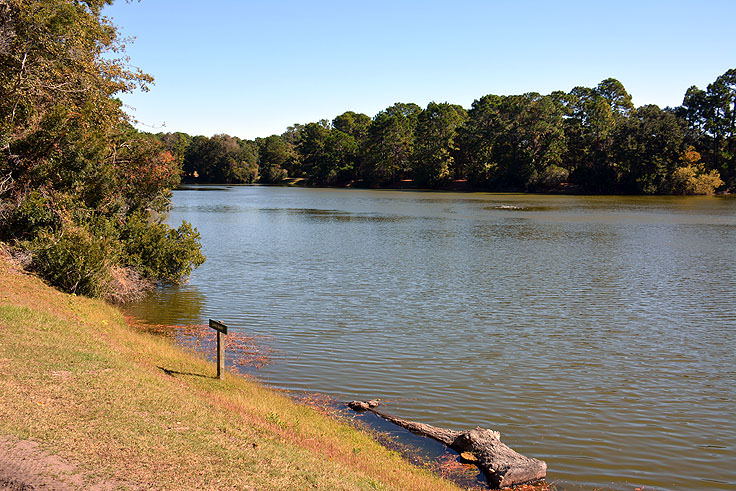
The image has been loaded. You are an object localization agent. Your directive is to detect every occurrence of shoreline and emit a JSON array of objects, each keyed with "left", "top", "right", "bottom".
[
  {"left": 121, "top": 315, "right": 547, "bottom": 490},
  {"left": 0, "top": 250, "right": 554, "bottom": 490},
  {"left": 178, "top": 179, "right": 733, "bottom": 196},
  {"left": 0, "top": 253, "right": 464, "bottom": 490}
]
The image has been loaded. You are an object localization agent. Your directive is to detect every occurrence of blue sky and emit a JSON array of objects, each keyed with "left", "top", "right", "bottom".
[{"left": 103, "top": 0, "right": 736, "bottom": 140}]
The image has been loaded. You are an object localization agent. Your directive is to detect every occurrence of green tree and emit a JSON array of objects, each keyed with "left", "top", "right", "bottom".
[
  {"left": 182, "top": 134, "right": 258, "bottom": 183},
  {"left": 0, "top": 0, "right": 204, "bottom": 300},
  {"left": 412, "top": 102, "right": 467, "bottom": 186},
  {"left": 455, "top": 95, "right": 504, "bottom": 186},
  {"left": 614, "top": 104, "right": 686, "bottom": 194},
  {"left": 412, "top": 102, "right": 467, "bottom": 187},
  {"left": 333, "top": 111, "right": 371, "bottom": 142},
  {"left": 332, "top": 111, "right": 371, "bottom": 182},
  {"left": 280, "top": 123, "right": 305, "bottom": 176},
  {"left": 565, "top": 80, "right": 633, "bottom": 192},
  {"left": 678, "top": 68, "right": 736, "bottom": 189},
  {"left": 296, "top": 120, "right": 331, "bottom": 184},
  {"left": 256, "top": 134, "right": 292, "bottom": 183},
  {"left": 367, "top": 103, "right": 421, "bottom": 184},
  {"left": 156, "top": 131, "right": 192, "bottom": 165},
  {"left": 455, "top": 93, "right": 565, "bottom": 190},
  {"left": 321, "top": 129, "right": 359, "bottom": 185}
]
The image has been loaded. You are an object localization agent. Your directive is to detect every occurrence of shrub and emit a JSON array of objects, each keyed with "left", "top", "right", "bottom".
[
  {"left": 120, "top": 213, "right": 206, "bottom": 285},
  {"left": 528, "top": 165, "right": 570, "bottom": 191},
  {"left": 0, "top": 191, "right": 59, "bottom": 240},
  {"left": 29, "top": 228, "right": 114, "bottom": 298},
  {"left": 670, "top": 165, "right": 724, "bottom": 195},
  {"left": 670, "top": 147, "right": 724, "bottom": 195}
]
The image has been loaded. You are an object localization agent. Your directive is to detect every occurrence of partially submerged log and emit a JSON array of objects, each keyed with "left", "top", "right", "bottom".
[{"left": 347, "top": 400, "right": 546, "bottom": 488}]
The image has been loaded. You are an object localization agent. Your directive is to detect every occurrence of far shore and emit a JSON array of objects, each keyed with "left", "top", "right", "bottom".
[{"left": 178, "top": 178, "right": 732, "bottom": 196}]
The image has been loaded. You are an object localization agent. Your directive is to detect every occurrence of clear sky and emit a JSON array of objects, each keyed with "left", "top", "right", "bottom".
[{"left": 103, "top": 0, "right": 736, "bottom": 140}]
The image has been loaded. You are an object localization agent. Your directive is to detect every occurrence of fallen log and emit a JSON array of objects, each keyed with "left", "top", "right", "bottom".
[{"left": 347, "top": 401, "right": 546, "bottom": 488}]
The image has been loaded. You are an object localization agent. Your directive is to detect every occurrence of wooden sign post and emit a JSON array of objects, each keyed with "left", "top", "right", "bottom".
[{"left": 209, "top": 319, "right": 228, "bottom": 380}]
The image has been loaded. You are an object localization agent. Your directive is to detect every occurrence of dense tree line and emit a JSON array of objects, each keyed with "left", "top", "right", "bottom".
[
  {"left": 164, "top": 71, "right": 735, "bottom": 195},
  {"left": 1, "top": 0, "right": 204, "bottom": 301}
]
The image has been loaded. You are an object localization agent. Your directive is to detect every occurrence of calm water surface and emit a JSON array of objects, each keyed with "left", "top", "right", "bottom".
[{"left": 127, "top": 187, "right": 736, "bottom": 490}]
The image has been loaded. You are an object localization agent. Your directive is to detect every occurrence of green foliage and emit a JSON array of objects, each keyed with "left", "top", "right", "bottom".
[
  {"left": 161, "top": 69, "right": 735, "bottom": 195},
  {"left": 29, "top": 227, "right": 114, "bottom": 298},
  {"left": 614, "top": 105, "right": 687, "bottom": 194},
  {"left": 456, "top": 93, "right": 566, "bottom": 190},
  {"left": 677, "top": 69, "right": 736, "bottom": 189},
  {"left": 0, "top": 0, "right": 204, "bottom": 301},
  {"left": 121, "top": 214, "right": 206, "bottom": 284},
  {"left": 297, "top": 121, "right": 332, "bottom": 185},
  {"left": 367, "top": 103, "right": 421, "bottom": 184},
  {"left": 182, "top": 134, "right": 259, "bottom": 184},
  {"left": 413, "top": 102, "right": 467, "bottom": 186},
  {"left": 333, "top": 111, "right": 372, "bottom": 141},
  {"left": 0, "top": 191, "right": 59, "bottom": 240},
  {"left": 256, "top": 135, "right": 292, "bottom": 183}
]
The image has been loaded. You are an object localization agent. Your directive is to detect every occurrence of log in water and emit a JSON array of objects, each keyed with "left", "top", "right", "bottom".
[{"left": 348, "top": 400, "right": 547, "bottom": 488}]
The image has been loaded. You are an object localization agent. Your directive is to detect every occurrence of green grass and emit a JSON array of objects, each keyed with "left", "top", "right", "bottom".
[{"left": 0, "top": 255, "right": 460, "bottom": 490}]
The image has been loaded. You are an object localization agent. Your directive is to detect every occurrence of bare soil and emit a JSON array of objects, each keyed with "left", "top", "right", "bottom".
[{"left": 0, "top": 436, "right": 122, "bottom": 490}]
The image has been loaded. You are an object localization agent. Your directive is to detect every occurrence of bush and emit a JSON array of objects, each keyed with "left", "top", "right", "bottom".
[
  {"left": 670, "top": 147, "right": 724, "bottom": 195},
  {"left": 120, "top": 214, "right": 206, "bottom": 285},
  {"left": 0, "top": 191, "right": 59, "bottom": 240},
  {"left": 670, "top": 165, "right": 724, "bottom": 195},
  {"left": 527, "top": 165, "right": 570, "bottom": 191},
  {"left": 29, "top": 228, "right": 114, "bottom": 298}
]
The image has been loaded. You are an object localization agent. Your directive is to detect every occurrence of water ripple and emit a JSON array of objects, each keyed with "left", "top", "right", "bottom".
[{"left": 125, "top": 188, "right": 736, "bottom": 491}]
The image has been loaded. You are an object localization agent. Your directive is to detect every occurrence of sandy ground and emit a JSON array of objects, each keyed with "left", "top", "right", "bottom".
[{"left": 0, "top": 436, "right": 119, "bottom": 490}]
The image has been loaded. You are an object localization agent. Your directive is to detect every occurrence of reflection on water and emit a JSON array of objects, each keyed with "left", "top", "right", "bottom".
[
  {"left": 125, "top": 284, "right": 205, "bottom": 326},
  {"left": 260, "top": 207, "right": 407, "bottom": 223},
  {"left": 126, "top": 186, "right": 736, "bottom": 491}
]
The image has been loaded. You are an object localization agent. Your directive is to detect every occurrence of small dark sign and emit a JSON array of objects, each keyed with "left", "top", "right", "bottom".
[{"left": 209, "top": 319, "right": 228, "bottom": 334}]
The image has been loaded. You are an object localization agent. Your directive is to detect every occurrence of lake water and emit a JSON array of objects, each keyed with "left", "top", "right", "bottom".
[{"left": 126, "top": 186, "right": 736, "bottom": 490}]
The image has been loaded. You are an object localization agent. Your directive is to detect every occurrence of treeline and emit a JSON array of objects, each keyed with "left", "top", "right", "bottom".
[{"left": 156, "top": 70, "right": 735, "bottom": 195}]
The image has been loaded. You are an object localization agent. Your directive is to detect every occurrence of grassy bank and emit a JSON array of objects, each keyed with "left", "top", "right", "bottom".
[{"left": 0, "top": 254, "right": 460, "bottom": 490}]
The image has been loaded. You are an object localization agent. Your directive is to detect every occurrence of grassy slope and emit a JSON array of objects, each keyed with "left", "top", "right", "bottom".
[{"left": 0, "top": 256, "right": 459, "bottom": 490}]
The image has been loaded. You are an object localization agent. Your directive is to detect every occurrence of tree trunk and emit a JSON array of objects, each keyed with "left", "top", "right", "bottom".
[{"left": 348, "top": 401, "right": 547, "bottom": 488}]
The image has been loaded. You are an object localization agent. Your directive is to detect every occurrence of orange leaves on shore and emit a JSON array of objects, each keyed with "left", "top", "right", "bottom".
[{"left": 125, "top": 315, "right": 274, "bottom": 369}]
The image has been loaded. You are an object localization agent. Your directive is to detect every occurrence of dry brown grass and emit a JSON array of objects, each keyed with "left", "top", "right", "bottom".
[{"left": 106, "top": 265, "right": 153, "bottom": 304}]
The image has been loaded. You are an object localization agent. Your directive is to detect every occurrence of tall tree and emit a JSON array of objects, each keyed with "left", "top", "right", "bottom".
[
  {"left": 456, "top": 93, "right": 565, "bottom": 190},
  {"left": 412, "top": 102, "right": 467, "bottom": 186},
  {"left": 455, "top": 95, "right": 504, "bottom": 187},
  {"left": 679, "top": 69, "right": 736, "bottom": 188},
  {"left": 332, "top": 111, "right": 371, "bottom": 181},
  {"left": 322, "top": 129, "right": 359, "bottom": 185},
  {"left": 614, "top": 104, "right": 686, "bottom": 193},
  {"left": 565, "top": 80, "right": 633, "bottom": 192},
  {"left": 256, "top": 134, "right": 292, "bottom": 183},
  {"left": 182, "top": 134, "right": 258, "bottom": 184},
  {"left": 156, "top": 132, "right": 192, "bottom": 165},
  {"left": 367, "top": 103, "right": 421, "bottom": 184},
  {"left": 333, "top": 111, "right": 371, "bottom": 141},
  {"left": 296, "top": 120, "right": 331, "bottom": 184}
]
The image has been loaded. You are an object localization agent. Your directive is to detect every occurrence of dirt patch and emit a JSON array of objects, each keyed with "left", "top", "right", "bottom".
[{"left": 0, "top": 435, "right": 121, "bottom": 490}]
